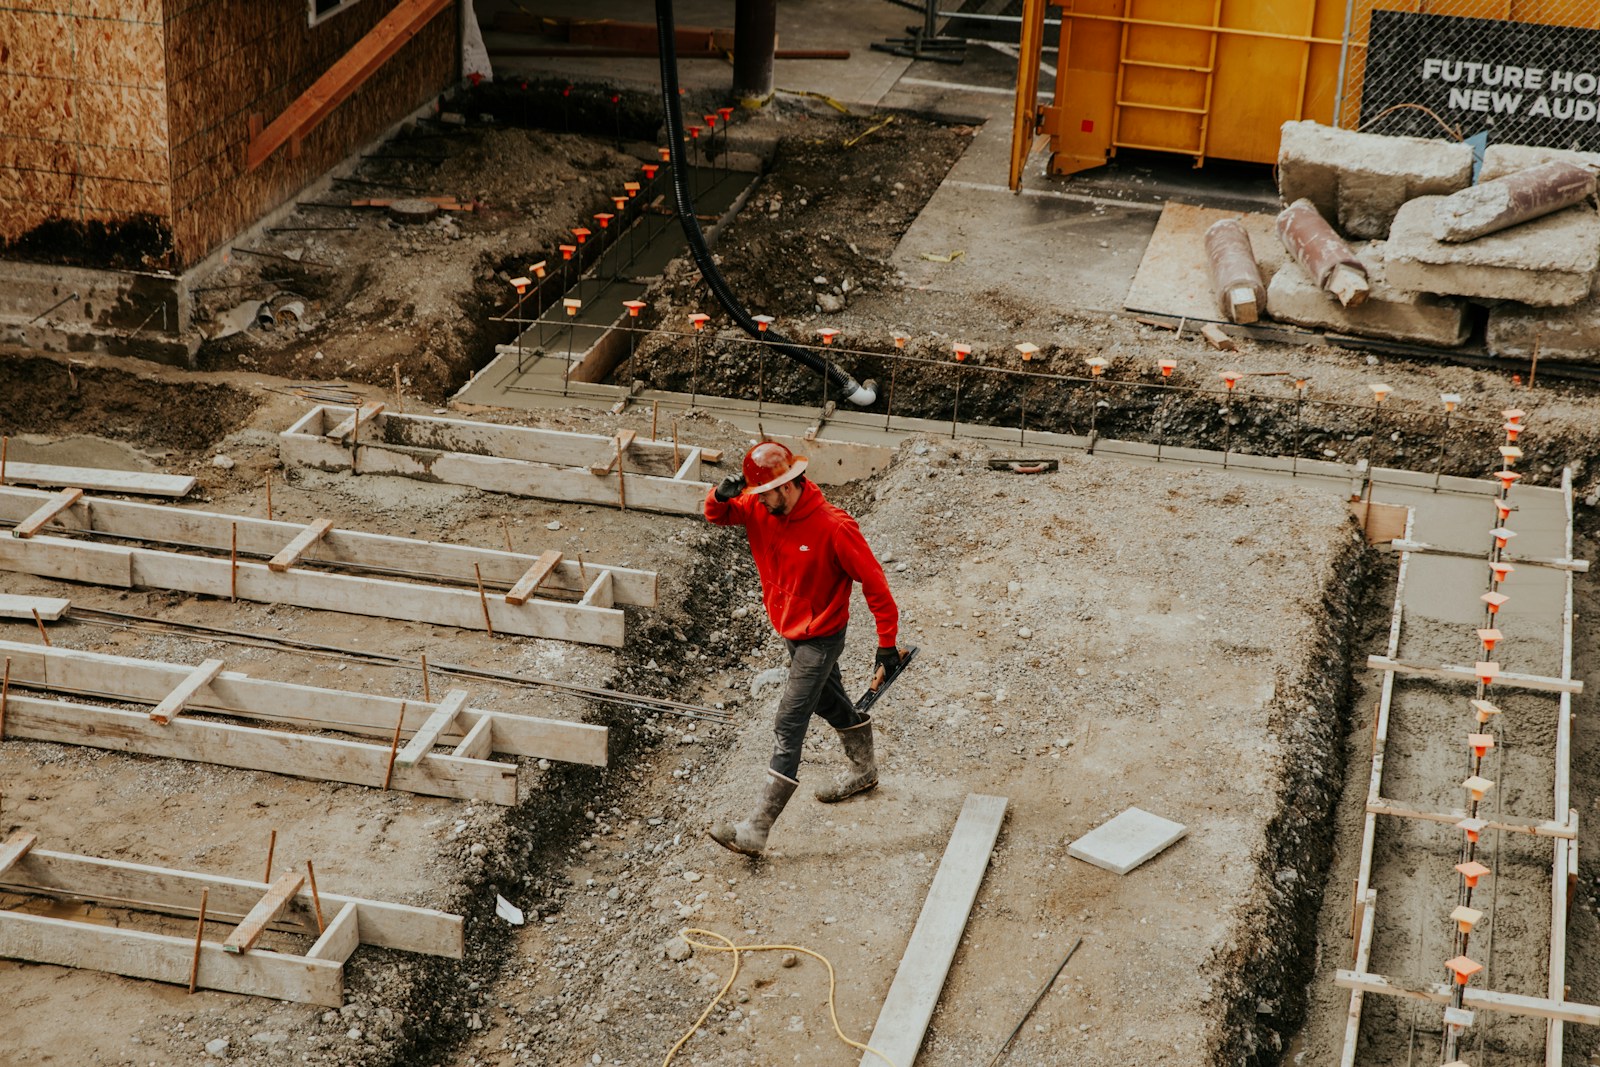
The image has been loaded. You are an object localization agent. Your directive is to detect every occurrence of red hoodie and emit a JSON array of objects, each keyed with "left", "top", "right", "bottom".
[{"left": 705, "top": 479, "right": 898, "bottom": 647}]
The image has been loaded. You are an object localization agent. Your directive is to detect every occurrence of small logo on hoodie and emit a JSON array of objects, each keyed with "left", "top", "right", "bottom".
[{"left": 799, "top": 545, "right": 811, "bottom": 552}]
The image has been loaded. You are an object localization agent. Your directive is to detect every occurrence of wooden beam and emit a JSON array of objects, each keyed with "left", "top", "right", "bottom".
[
  {"left": 325, "top": 402, "right": 385, "bottom": 441},
  {"left": 1388, "top": 539, "right": 1590, "bottom": 573},
  {"left": 268, "top": 518, "right": 335, "bottom": 572},
  {"left": 0, "top": 594, "right": 69, "bottom": 621},
  {"left": 3, "top": 848, "right": 462, "bottom": 957},
  {"left": 305, "top": 902, "right": 360, "bottom": 963},
  {"left": 1, "top": 692, "right": 519, "bottom": 804},
  {"left": 0, "top": 534, "right": 132, "bottom": 586},
  {"left": 224, "top": 871, "right": 306, "bottom": 953},
  {"left": 1365, "top": 655, "right": 1584, "bottom": 694},
  {"left": 590, "top": 429, "right": 637, "bottom": 475},
  {"left": 0, "top": 485, "right": 657, "bottom": 606},
  {"left": 11, "top": 487, "right": 83, "bottom": 538},
  {"left": 672, "top": 447, "right": 703, "bottom": 482},
  {"left": 859, "top": 794, "right": 1009, "bottom": 1067},
  {"left": 1334, "top": 969, "right": 1600, "bottom": 1026},
  {"left": 1367, "top": 798, "right": 1575, "bottom": 839},
  {"left": 579, "top": 570, "right": 614, "bottom": 609},
  {"left": 0, "top": 831, "right": 37, "bottom": 876},
  {"left": 0, "top": 461, "right": 195, "bottom": 498},
  {"left": 0, "top": 640, "right": 607, "bottom": 767},
  {"left": 394, "top": 689, "right": 468, "bottom": 768},
  {"left": 247, "top": 0, "right": 451, "bottom": 170},
  {"left": 451, "top": 716, "right": 493, "bottom": 760},
  {"left": 0, "top": 533, "right": 626, "bottom": 646},
  {"left": 505, "top": 549, "right": 562, "bottom": 605},
  {"left": 0, "top": 909, "right": 344, "bottom": 1006},
  {"left": 149, "top": 658, "right": 226, "bottom": 725}
]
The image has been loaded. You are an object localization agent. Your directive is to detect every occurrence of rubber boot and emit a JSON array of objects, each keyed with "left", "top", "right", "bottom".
[
  {"left": 709, "top": 770, "right": 798, "bottom": 856},
  {"left": 814, "top": 715, "right": 877, "bottom": 803}
]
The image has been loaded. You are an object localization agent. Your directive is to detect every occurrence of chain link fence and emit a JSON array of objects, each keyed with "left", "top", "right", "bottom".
[{"left": 1335, "top": 1, "right": 1600, "bottom": 148}]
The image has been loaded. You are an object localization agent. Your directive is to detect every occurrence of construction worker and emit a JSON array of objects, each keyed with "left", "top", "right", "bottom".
[{"left": 704, "top": 441, "right": 906, "bottom": 856}]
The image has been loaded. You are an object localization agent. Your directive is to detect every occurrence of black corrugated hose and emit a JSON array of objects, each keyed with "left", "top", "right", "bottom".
[{"left": 653, "top": 0, "right": 878, "bottom": 406}]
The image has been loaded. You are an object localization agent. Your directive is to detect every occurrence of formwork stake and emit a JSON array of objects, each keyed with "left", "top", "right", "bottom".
[
  {"left": 383, "top": 703, "right": 406, "bottom": 789},
  {"left": 265, "top": 829, "right": 277, "bottom": 883},
  {"left": 31, "top": 608, "right": 50, "bottom": 647},
  {"left": 473, "top": 565, "right": 495, "bottom": 637},
  {"left": 421, "top": 653, "right": 431, "bottom": 702},
  {"left": 265, "top": 470, "right": 273, "bottom": 521},
  {"left": 1436, "top": 393, "right": 1461, "bottom": 490},
  {"left": 306, "top": 860, "right": 326, "bottom": 933},
  {"left": 188, "top": 889, "right": 209, "bottom": 994}
]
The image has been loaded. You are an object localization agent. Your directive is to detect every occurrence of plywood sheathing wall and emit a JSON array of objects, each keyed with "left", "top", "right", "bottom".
[
  {"left": 0, "top": 1, "right": 175, "bottom": 263},
  {"left": 163, "top": 0, "right": 459, "bottom": 268}
]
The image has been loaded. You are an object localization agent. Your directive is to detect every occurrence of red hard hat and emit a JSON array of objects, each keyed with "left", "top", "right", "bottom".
[{"left": 742, "top": 441, "right": 808, "bottom": 495}]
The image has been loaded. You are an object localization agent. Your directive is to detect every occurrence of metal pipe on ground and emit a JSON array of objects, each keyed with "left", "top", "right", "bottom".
[
  {"left": 1277, "top": 198, "right": 1369, "bottom": 307},
  {"left": 1203, "top": 218, "right": 1267, "bottom": 324},
  {"left": 1433, "top": 161, "right": 1597, "bottom": 243}
]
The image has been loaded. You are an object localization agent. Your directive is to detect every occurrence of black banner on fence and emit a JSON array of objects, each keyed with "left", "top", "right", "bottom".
[{"left": 1361, "top": 9, "right": 1600, "bottom": 149}]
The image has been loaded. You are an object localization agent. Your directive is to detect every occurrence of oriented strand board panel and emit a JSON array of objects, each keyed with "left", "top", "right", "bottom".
[
  {"left": 1124, "top": 202, "right": 1287, "bottom": 322},
  {"left": 1068, "top": 807, "right": 1188, "bottom": 875},
  {"left": 859, "top": 794, "right": 1008, "bottom": 1067}
]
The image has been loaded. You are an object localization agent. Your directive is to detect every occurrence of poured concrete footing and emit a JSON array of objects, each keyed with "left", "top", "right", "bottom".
[
  {"left": 1383, "top": 196, "right": 1600, "bottom": 306},
  {"left": 1267, "top": 242, "right": 1471, "bottom": 347},
  {"left": 1276, "top": 121, "right": 1473, "bottom": 239}
]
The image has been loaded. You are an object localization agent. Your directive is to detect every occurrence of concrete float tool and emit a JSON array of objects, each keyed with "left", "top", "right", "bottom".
[{"left": 855, "top": 645, "right": 919, "bottom": 714}]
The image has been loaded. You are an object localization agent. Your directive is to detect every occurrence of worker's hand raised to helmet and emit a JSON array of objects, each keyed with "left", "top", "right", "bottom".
[{"left": 714, "top": 474, "right": 747, "bottom": 502}]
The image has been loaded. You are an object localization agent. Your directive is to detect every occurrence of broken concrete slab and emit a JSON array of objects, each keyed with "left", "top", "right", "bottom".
[
  {"left": 1479, "top": 143, "right": 1600, "bottom": 182},
  {"left": 1277, "top": 121, "right": 1473, "bottom": 239},
  {"left": 1486, "top": 282, "right": 1600, "bottom": 365},
  {"left": 1067, "top": 807, "right": 1188, "bottom": 875},
  {"left": 1383, "top": 196, "right": 1600, "bottom": 306},
  {"left": 1267, "top": 242, "right": 1472, "bottom": 347}
]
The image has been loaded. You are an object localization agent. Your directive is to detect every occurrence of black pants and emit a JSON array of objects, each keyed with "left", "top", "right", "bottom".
[{"left": 769, "top": 627, "right": 865, "bottom": 780}]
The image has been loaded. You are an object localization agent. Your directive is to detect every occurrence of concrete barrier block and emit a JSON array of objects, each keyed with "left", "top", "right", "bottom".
[
  {"left": 1480, "top": 143, "right": 1600, "bottom": 182},
  {"left": 1266, "top": 242, "right": 1472, "bottom": 347},
  {"left": 1486, "top": 281, "right": 1600, "bottom": 364},
  {"left": 1277, "top": 121, "right": 1474, "bottom": 239},
  {"left": 1383, "top": 196, "right": 1600, "bottom": 306}
]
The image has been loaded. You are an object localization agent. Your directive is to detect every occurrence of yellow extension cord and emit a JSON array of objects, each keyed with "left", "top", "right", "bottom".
[{"left": 661, "top": 927, "right": 897, "bottom": 1067}]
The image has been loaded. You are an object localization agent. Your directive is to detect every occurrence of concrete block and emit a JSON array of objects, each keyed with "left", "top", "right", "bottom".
[
  {"left": 1267, "top": 242, "right": 1472, "bottom": 347},
  {"left": 1383, "top": 196, "right": 1600, "bottom": 306},
  {"left": 1067, "top": 807, "right": 1187, "bottom": 875},
  {"left": 1277, "top": 121, "right": 1474, "bottom": 239},
  {"left": 1486, "top": 280, "right": 1600, "bottom": 364},
  {"left": 1480, "top": 143, "right": 1600, "bottom": 183}
]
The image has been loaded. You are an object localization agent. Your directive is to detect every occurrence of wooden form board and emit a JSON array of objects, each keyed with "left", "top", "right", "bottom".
[
  {"left": 280, "top": 405, "right": 716, "bottom": 516},
  {"left": 0, "top": 639, "right": 607, "bottom": 768},
  {"left": 0, "top": 532, "right": 624, "bottom": 646},
  {"left": 1334, "top": 969, "right": 1600, "bottom": 1027},
  {"left": 1364, "top": 655, "right": 1584, "bottom": 695},
  {"left": 0, "top": 484, "right": 657, "bottom": 606},
  {"left": 0, "top": 842, "right": 463, "bottom": 1006},
  {"left": 2, "top": 691, "right": 518, "bottom": 803},
  {"left": 0, "top": 461, "right": 196, "bottom": 497},
  {"left": 0, "top": 594, "right": 69, "bottom": 620},
  {"left": 859, "top": 794, "right": 1008, "bottom": 1067}
]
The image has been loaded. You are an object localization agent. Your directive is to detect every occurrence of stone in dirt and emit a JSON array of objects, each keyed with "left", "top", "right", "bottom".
[
  {"left": 1068, "top": 807, "right": 1188, "bottom": 875},
  {"left": 1276, "top": 121, "right": 1473, "bottom": 239},
  {"left": 1382, "top": 196, "right": 1600, "bottom": 306},
  {"left": 1267, "top": 242, "right": 1472, "bottom": 347}
]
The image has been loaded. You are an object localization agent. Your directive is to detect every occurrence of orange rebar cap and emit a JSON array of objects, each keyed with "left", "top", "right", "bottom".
[{"left": 742, "top": 441, "right": 808, "bottom": 495}]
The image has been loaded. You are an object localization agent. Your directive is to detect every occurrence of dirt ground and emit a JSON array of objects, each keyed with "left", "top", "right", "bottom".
[{"left": 5, "top": 92, "right": 1600, "bottom": 1067}]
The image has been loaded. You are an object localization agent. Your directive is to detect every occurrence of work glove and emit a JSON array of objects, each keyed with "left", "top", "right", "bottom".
[
  {"left": 872, "top": 645, "right": 903, "bottom": 689},
  {"left": 714, "top": 474, "right": 746, "bottom": 502}
]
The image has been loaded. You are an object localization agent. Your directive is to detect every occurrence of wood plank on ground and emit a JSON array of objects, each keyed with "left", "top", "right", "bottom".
[
  {"left": 1334, "top": 968, "right": 1600, "bottom": 1026},
  {"left": 505, "top": 550, "right": 562, "bottom": 605},
  {"left": 0, "top": 832, "right": 37, "bottom": 876},
  {"left": 306, "top": 902, "right": 361, "bottom": 963},
  {"left": 2, "top": 848, "right": 462, "bottom": 957},
  {"left": 12, "top": 487, "right": 83, "bottom": 538},
  {"left": 224, "top": 872, "right": 306, "bottom": 953},
  {"left": 0, "top": 639, "right": 608, "bottom": 767},
  {"left": 859, "top": 793, "right": 1008, "bottom": 1067},
  {"left": 1, "top": 692, "right": 519, "bottom": 804},
  {"left": 590, "top": 429, "right": 637, "bottom": 475},
  {"left": 394, "top": 689, "right": 468, "bottom": 767},
  {"left": 1366, "top": 655, "right": 1584, "bottom": 694},
  {"left": 0, "top": 485, "right": 658, "bottom": 606},
  {"left": 0, "top": 595, "right": 69, "bottom": 621},
  {"left": 0, "top": 909, "right": 344, "bottom": 1005},
  {"left": 268, "top": 518, "right": 334, "bottom": 572},
  {"left": 0, "top": 461, "right": 195, "bottom": 498},
  {"left": 149, "top": 658, "right": 225, "bottom": 725}
]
